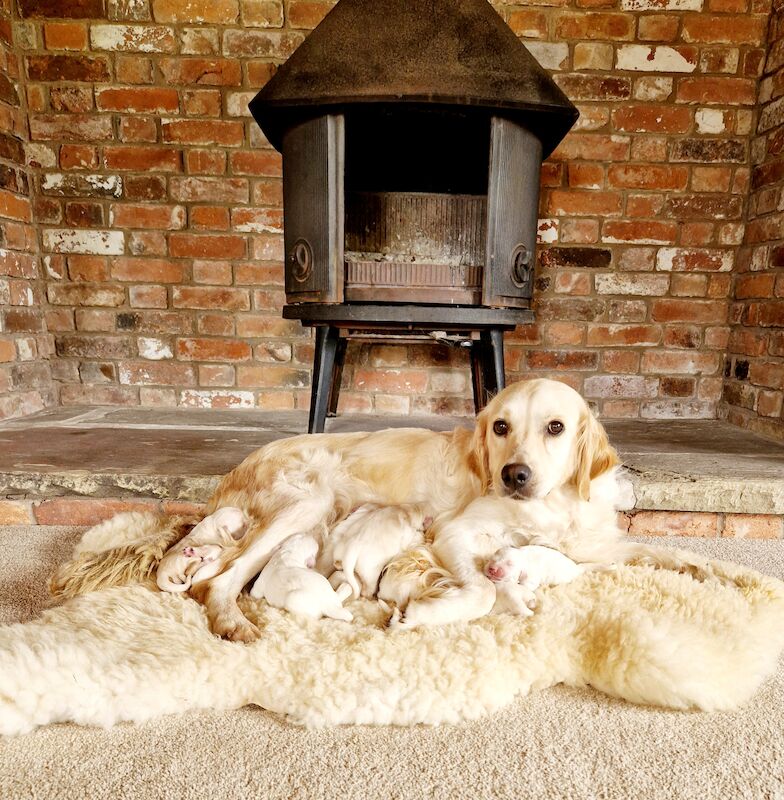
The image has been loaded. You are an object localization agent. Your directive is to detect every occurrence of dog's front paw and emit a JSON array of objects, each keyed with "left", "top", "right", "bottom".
[
  {"left": 525, "top": 595, "right": 538, "bottom": 611},
  {"left": 213, "top": 615, "right": 260, "bottom": 643}
]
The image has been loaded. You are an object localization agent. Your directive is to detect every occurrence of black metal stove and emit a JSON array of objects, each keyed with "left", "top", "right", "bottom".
[{"left": 249, "top": 0, "right": 578, "bottom": 431}]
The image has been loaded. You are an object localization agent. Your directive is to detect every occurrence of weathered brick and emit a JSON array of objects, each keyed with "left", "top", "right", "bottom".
[
  {"left": 56, "top": 334, "right": 134, "bottom": 359},
  {"left": 26, "top": 54, "right": 109, "bottom": 82},
  {"left": 656, "top": 248, "right": 733, "bottom": 272},
  {"left": 0, "top": 501, "right": 33, "bottom": 524},
  {"left": 612, "top": 105, "right": 691, "bottom": 133},
  {"left": 43, "top": 229, "right": 125, "bottom": 256},
  {"left": 96, "top": 87, "right": 179, "bottom": 113},
  {"left": 44, "top": 22, "right": 89, "bottom": 50},
  {"left": 119, "top": 360, "right": 196, "bottom": 385},
  {"left": 34, "top": 498, "right": 157, "bottom": 527},
  {"left": 90, "top": 24, "right": 177, "bottom": 52},
  {"left": 609, "top": 164, "right": 689, "bottom": 190},
  {"left": 171, "top": 286, "right": 249, "bottom": 312},
  {"left": 682, "top": 14, "right": 766, "bottom": 45},
  {"left": 48, "top": 284, "right": 125, "bottom": 306},
  {"left": 240, "top": 0, "right": 284, "bottom": 27},
  {"left": 670, "top": 138, "right": 746, "bottom": 163},
  {"left": 180, "top": 389, "right": 254, "bottom": 408},
  {"left": 110, "top": 205, "right": 185, "bottom": 230},
  {"left": 641, "top": 350, "right": 719, "bottom": 374},
  {"left": 603, "top": 220, "right": 677, "bottom": 244},
  {"left": 176, "top": 337, "right": 252, "bottom": 362},
  {"left": 665, "top": 195, "right": 742, "bottom": 219},
  {"left": 162, "top": 119, "right": 244, "bottom": 146},
  {"left": 41, "top": 173, "right": 122, "bottom": 198},
  {"left": 628, "top": 511, "right": 720, "bottom": 537},
  {"left": 30, "top": 114, "right": 113, "bottom": 142},
  {"left": 111, "top": 257, "right": 185, "bottom": 283},
  {"left": 638, "top": 14, "right": 679, "bottom": 42},
  {"left": 152, "top": 0, "right": 239, "bottom": 23},
  {"left": 222, "top": 29, "right": 303, "bottom": 58},
  {"left": 104, "top": 146, "right": 182, "bottom": 172},
  {"left": 169, "top": 233, "right": 246, "bottom": 259},
  {"left": 722, "top": 515, "right": 783, "bottom": 539},
  {"left": 18, "top": 0, "right": 105, "bottom": 19},
  {"left": 554, "top": 75, "right": 631, "bottom": 101},
  {"left": 616, "top": 45, "right": 698, "bottom": 72},
  {"left": 584, "top": 374, "right": 659, "bottom": 398},
  {"left": 677, "top": 77, "right": 757, "bottom": 104},
  {"left": 556, "top": 12, "right": 634, "bottom": 40},
  {"left": 158, "top": 57, "right": 242, "bottom": 86},
  {"left": 169, "top": 176, "right": 248, "bottom": 203},
  {"left": 547, "top": 190, "right": 621, "bottom": 217},
  {"left": 652, "top": 299, "right": 728, "bottom": 323}
]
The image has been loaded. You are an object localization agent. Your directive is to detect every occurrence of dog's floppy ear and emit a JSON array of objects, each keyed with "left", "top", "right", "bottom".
[
  {"left": 470, "top": 408, "right": 492, "bottom": 495},
  {"left": 573, "top": 408, "right": 619, "bottom": 501}
]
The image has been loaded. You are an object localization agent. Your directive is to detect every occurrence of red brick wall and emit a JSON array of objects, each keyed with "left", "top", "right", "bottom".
[
  {"left": 722, "top": 0, "right": 784, "bottom": 440},
  {"left": 0, "top": 0, "right": 54, "bottom": 420},
  {"left": 1, "top": 0, "right": 777, "bottom": 418}
]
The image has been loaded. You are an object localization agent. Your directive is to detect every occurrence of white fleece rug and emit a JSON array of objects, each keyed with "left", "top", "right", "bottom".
[{"left": 2, "top": 545, "right": 784, "bottom": 736}]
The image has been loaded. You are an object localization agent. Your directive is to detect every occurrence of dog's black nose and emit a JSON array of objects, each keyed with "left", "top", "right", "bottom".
[{"left": 501, "top": 463, "right": 531, "bottom": 492}]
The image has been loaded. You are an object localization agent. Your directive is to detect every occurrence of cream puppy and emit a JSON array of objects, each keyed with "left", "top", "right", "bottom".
[
  {"left": 250, "top": 533, "right": 353, "bottom": 622},
  {"left": 484, "top": 544, "right": 588, "bottom": 617},
  {"left": 157, "top": 507, "right": 248, "bottom": 593},
  {"left": 327, "top": 504, "right": 432, "bottom": 599}
]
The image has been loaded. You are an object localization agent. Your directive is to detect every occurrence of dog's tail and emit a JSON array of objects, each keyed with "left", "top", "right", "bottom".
[{"left": 49, "top": 511, "right": 199, "bottom": 601}]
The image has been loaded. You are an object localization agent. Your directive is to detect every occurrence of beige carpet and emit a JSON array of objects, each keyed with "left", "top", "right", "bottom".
[{"left": 0, "top": 526, "right": 782, "bottom": 800}]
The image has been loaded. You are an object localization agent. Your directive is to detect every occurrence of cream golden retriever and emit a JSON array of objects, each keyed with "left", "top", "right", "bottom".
[{"left": 51, "top": 378, "right": 716, "bottom": 641}]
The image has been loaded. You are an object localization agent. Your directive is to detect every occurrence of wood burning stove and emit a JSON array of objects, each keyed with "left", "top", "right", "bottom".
[{"left": 249, "top": 0, "right": 578, "bottom": 431}]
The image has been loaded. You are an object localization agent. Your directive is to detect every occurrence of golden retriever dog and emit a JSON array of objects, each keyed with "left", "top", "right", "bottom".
[{"left": 53, "top": 378, "right": 717, "bottom": 641}]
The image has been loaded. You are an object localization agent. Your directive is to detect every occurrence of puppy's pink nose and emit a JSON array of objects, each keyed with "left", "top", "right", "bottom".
[{"left": 485, "top": 564, "right": 505, "bottom": 581}]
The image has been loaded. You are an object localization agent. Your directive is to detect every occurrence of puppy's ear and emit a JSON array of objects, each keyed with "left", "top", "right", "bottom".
[
  {"left": 573, "top": 409, "right": 619, "bottom": 501},
  {"left": 469, "top": 408, "right": 492, "bottom": 494}
]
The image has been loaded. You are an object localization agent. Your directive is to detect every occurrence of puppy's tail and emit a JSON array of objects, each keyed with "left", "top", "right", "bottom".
[
  {"left": 336, "top": 543, "right": 362, "bottom": 599},
  {"left": 49, "top": 511, "right": 199, "bottom": 601}
]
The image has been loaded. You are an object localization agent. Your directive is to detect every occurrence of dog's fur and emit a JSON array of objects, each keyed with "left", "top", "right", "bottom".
[
  {"left": 319, "top": 503, "right": 430, "bottom": 599},
  {"left": 51, "top": 378, "right": 721, "bottom": 640},
  {"left": 485, "top": 544, "right": 588, "bottom": 618},
  {"left": 156, "top": 507, "right": 248, "bottom": 593},
  {"left": 250, "top": 533, "right": 353, "bottom": 622}
]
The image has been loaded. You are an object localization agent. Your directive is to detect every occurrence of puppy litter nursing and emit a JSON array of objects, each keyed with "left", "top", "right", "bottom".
[{"left": 1, "top": 524, "right": 783, "bottom": 735}]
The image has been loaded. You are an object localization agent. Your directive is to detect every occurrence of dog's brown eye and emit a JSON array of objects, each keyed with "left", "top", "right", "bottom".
[
  {"left": 493, "top": 419, "right": 509, "bottom": 437},
  {"left": 547, "top": 420, "right": 564, "bottom": 436}
]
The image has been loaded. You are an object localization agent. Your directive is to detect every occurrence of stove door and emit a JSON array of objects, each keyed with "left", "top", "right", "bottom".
[
  {"left": 281, "top": 114, "right": 345, "bottom": 303},
  {"left": 483, "top": 117, "right": 542, "bottom": 309}
]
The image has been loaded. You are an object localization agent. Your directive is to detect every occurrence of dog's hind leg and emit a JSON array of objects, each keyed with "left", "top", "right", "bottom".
[{"left": 192, "top": 491, "right": 340, "bottom": 642}]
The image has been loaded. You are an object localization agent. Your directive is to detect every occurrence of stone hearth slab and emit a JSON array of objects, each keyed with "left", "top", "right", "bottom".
[{"left": 0, "top": 408, "right": 781, "bottom": 519}]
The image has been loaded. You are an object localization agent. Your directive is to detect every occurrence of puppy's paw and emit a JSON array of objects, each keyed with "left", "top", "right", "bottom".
[
  {"left": 386, "top": 606, "right": 415, "bottom": 630},
  {"left": 525, "top": 595, "right": 538, "bottom": 611}
]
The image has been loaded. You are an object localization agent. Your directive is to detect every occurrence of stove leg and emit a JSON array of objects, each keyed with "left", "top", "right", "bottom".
[
  {"left": 470, "top": 341, "right": 486, "bottom": 413},
  {"left": 488, "top": 328, "right": 506, "bottom": 391},
  {"left": 308, "top": 325, "right": 339, "bottom": 434},
  {"left": 327, "top": 337, "right": 347, "bottom": 418}
]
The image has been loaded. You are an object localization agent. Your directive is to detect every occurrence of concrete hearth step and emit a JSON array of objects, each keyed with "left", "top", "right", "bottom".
[{"left": 0, "top": 407, "right": 782, "bottom": 539}]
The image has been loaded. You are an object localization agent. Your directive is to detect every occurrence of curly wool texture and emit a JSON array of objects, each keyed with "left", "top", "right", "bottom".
[{"left": 2, "top": 554, "right": 784, "bottom": 735}]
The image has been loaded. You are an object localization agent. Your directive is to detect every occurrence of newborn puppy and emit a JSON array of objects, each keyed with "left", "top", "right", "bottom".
[
  {"left": 157, "top": 506, "right": 248, "bottom": 593},
  {"left": 250, "top": 533, "right": 353, "bottom": 622},
  {"left": 485, "top": 544, "right": 588, "bottom": 617},
  {"left": 329, "top": 504, "right": 432, "bottom": 599}
]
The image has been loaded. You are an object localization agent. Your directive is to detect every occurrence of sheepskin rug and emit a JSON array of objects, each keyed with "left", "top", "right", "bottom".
[{"left": 2, "top": 548, "right": 784, "bottom": 736}]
